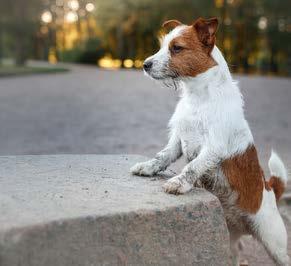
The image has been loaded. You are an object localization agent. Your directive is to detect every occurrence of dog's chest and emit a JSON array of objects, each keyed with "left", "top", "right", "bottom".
[{"left": 172, "top": 103, "right": 209, "bottom": 160}]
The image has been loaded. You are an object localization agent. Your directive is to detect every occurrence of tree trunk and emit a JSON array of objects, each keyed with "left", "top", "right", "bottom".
[
  {"left": 15, "top": 35, "right": 27, "bottom": 66},
  {"left": 14, "top": 0, "right": 27, "bottom": 66},
  {"left": 270, "top": 47, "right": 278, "bottom": 74},
  {"left": 0, "top": 28, "right": 2, "bottom": 65}
]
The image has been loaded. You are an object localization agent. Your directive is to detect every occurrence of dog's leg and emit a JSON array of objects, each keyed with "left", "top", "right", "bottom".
[
  {"left": 251, "top": 192, "right": 289, "bottom": 266},
  {"left": 229, "top": 232, "right": 242, "bottom": 266},
  {"left": 163, "top": 147, "right": 219, "bottom": 194},
  {"left": 130, "top": 134, "right": 182, "bottom": 176}
]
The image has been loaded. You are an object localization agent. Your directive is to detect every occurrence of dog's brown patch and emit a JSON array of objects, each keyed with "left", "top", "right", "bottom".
[
  {"left": 168, "top": 18, "right": 218, "bottom": 77},
  {"left": 265, "top": 176, "right": 285, "bottom": 201},
  {"left": 221, "top": 145, "right": 264, "bottom": 213},
  {"left": 194, "top": 17, "right": 218, "bottom": 52}
]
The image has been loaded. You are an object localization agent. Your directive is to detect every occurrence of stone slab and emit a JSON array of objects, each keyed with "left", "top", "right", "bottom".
[{"left": 0, "top": 155, "right": 230, "bottom": 266}]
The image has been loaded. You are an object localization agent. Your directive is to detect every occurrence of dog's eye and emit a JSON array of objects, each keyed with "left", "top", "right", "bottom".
[{"left": 171, "top": 45, "right": 183, "bottom": 53}]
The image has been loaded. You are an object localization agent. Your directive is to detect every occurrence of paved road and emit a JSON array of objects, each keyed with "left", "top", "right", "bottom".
[
  {"left": 0, "top": 65, "right": 291, "bottom": 265},
  {"left": 0, "top": 66, "right": 290, "bottom": 164}
]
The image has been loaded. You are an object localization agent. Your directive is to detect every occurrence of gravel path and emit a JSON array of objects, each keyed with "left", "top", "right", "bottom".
[{"left": 0, "top": 65, "right": 291, "bottom": 265}]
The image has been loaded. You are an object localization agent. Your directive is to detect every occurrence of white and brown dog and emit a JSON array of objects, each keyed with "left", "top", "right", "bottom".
[{"left": 130, "top": 18, "right": 289, "bottom": 265}]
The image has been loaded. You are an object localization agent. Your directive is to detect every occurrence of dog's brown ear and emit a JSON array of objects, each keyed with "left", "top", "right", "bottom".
[
  {"left": 162, "top": 20, "right": 182, "bottom": 30},
  {"left": 193, "top": 17, "right": 218, "bottom": 51}
]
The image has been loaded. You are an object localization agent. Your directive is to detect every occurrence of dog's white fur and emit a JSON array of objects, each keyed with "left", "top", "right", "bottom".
[{"left": 130, "top": 26, "right": 289, "bottom": 265}]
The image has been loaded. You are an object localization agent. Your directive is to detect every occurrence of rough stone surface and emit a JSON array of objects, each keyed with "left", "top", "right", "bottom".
[{"left": 0, "top": 155, "right": 230, "bottom": 266}]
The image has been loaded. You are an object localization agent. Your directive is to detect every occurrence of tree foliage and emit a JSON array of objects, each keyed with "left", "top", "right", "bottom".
[
  {"left": 0, "top": 0, "right": 43, "bottom": 65},
  {"left": 1, "top": 0, "right": 290, "bottom": 74}
]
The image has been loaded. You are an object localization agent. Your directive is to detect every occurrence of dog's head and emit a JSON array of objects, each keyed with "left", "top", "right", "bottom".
[{"left": 143, "top": 18, "right": 219, "bottom": 80}]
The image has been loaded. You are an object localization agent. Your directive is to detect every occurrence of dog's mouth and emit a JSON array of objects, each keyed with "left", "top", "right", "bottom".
[
  {"left": 145, "top": 69, "right": 178, "bottom": 81},
  {"left": 148, "top": 74, "right": 166, "bottom": 80},
  {"left": 144, "top": 70, "right": 180, "bottom": 90}
]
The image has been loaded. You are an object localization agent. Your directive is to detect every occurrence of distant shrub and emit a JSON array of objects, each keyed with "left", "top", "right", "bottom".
[
  {"left": 59, "top": 38, "right": 105, "bottom": 65},
  {"left": 78, "top": 38, "right": 105, "bottom": 64},
  {"left": 59, "top": 49, "right": 82, "bottom": 63}
]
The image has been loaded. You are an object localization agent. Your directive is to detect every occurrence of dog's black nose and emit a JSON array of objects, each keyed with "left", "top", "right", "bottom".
[{"left": 143, "top": 60, "right": 153, "bottom": 72}]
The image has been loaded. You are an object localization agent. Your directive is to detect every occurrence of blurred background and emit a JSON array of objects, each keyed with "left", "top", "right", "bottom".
[
  {"left": 0, "top": 0, "right": 291, "bottom": 75},
  {"left": 0, "top": 1, "right": 291, "bottom": 264},
  {"left": 0, "top": 0, "right": 290, "bottom": 176},
  {"left": 0, "top": 0, "right": 290, "bottom": 170}
]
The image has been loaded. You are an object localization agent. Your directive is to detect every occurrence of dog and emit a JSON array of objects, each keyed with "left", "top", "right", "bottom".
[{"left": 130, "top": 17, "right": 289, "bottom": 265}]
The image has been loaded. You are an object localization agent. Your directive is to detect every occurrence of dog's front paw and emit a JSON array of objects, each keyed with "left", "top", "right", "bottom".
[
  {"left": 163, "top": 175, "right": 192, "bottom": 195},
  {"left": 130, "top": 160, "right": 160, "bottom": 176}
]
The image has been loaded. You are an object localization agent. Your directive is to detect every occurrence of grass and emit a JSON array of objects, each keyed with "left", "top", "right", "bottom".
[{"left": 0, "top": 65, "right": 69, "bottom": 77}]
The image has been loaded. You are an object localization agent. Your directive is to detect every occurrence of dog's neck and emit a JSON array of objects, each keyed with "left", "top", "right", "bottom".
[
  {"left": 180, "top": 46, "right": 239, "bottom": 101},
  {"left": 181, "top": 65, "right": 223, "bottom": 97}
]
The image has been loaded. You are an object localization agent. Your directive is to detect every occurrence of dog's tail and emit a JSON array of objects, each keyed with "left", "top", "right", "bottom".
[{"left": 266, "top": 150, "right": 288, "bottom": 201}]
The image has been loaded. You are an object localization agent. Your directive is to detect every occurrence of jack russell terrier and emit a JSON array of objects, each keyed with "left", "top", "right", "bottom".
[{"left": 130, "top": 18, "right": 289, "bottom": 265}]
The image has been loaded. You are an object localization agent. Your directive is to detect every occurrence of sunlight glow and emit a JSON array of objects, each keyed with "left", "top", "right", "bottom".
[
  {"left": 68, "top": 0, "right": 79, "bottom": 11},
  {"left": 123, "top": 59, "right": 134, "bottom": 68},
  {"left": 86, "top": 3, "right": 95, "bottom": 12},
  {"left": 134, "top": 60, "right": 143, "bottom": 68},
  {"left": 65, "top": 11, "right": 78, "bottom": 23},
  {"left": 258, "top": 17, "right": 268, "bottom": 30},
  {"left": 99, "top": 56, "right": 122, "bottom": 69},
  {"left": 41, "top": 11, "right": 52, "bottom": 24}
]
